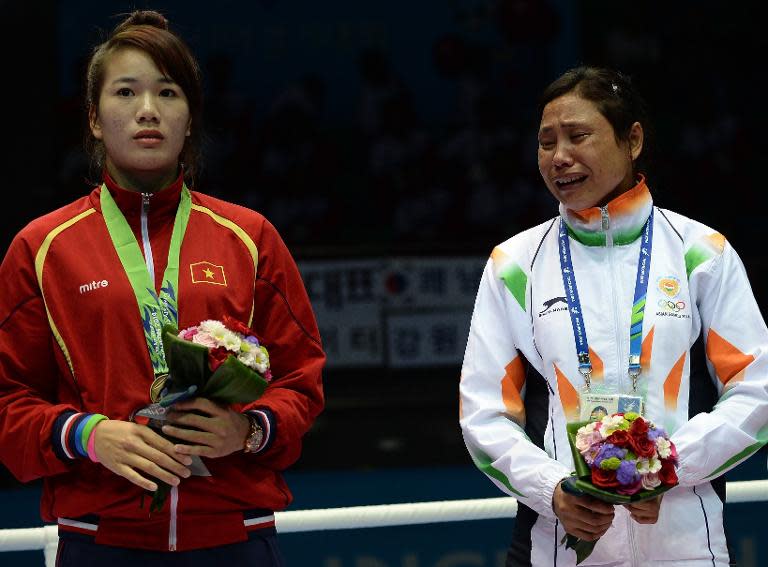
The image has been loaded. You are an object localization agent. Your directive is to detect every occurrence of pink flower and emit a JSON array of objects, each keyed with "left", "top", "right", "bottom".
[
  {"left": 181, "top": 327, "right": 199, "bottom": 340},
  {"left": 192, "top": 331, "right": 217, "bottom": 348},
  {"left": 641, "top": 472, "right": 661, "bottom": 490}
]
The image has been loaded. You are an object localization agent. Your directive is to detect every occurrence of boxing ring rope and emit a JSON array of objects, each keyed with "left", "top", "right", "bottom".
[{"left": 1, "top": 479, "right": 767, "bottom": 566}]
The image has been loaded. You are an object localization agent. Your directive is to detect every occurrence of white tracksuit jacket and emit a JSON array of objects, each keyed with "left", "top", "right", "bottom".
[{"left": 460, "top": 179, "right": 768, "bottom": 566}]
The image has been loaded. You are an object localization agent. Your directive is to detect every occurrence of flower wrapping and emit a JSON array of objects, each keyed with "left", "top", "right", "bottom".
[
  {"left": 562, "top": 412, "right": 678, "bottom": 564},
  {"left": 143, "top": 317, "right": 272, "bottom": 512},
  {"left": 566, "top": 412, "right": 678, "bottom": 504}
]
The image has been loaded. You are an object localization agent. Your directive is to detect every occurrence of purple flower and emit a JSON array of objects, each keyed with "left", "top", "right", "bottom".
[
  {"left": 617, "top": 459, "right": 640, "bottom": 485},
  {"left": 647, "top": 427, "right": 667, "bottom": 441},
  {"left": 245, "top": 336, "right": 260, "bottom": 346},
  {"left": 593, "top": 443, "right": 627, "bottom": 468}
]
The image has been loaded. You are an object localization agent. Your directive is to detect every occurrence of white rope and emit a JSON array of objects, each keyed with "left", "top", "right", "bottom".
[
  {"left": 275, "top": 496, "right": 519, "bottom": 533},
  {"left": 0, "top": 479, "right": 765, "bottom": 555}
]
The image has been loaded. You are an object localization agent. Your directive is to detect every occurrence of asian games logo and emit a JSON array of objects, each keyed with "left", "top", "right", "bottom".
[
  {"left": 657, "top": 276, "right": 680, "bottom": 298},
  {"left": 656, "top": 275, "right": 689, "bottom": 318}
]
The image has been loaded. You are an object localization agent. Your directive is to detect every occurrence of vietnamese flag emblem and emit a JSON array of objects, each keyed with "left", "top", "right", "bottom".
[{"left": 190, "top": 261, "right": 227, "bottom": 286}]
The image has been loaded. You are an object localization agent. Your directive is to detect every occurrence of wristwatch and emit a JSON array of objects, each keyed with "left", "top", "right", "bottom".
[{"left": 243, "top": 413, "right": 264, "bottom": 453}]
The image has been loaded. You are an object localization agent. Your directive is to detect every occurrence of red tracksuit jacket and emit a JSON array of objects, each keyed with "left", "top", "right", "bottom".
[{"left": 0, "top": 173, "right": 325, "bottom": 550}]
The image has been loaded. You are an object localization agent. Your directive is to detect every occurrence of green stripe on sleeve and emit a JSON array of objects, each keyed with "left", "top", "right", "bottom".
[
  {"left": 704, "top": 426, "right": 768, "bottom": 479},
  {"left": 471, "top": 450, "right": 526, "bottom": 498},
  {"left": 499, "top": 262, "right": 528, "bottom": 311},
  {"left": 684, "top": 244, "right": 714, "bottom": 279}
]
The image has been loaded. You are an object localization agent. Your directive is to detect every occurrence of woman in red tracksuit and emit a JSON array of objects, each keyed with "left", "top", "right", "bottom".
[{"left": 0, "top": 10, "right": 325, "bottom": 566}]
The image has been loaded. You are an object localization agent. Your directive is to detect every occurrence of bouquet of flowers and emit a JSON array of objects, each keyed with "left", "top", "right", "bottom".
[
  {"left": 562, "top": 412, "right": 678, "bottom": 563},
  {"left": 135, "top": 316, "right": 272, "bottom": 512}
]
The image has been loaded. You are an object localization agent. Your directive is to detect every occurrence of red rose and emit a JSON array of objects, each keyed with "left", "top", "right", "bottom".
[
  {"left": 222, "top": 315, "right": 254, "bottom": 338},
  {"left": 208, "top": 346, "right": 231, "bottom": 371},
  {"left": 606, "top": 430, "right": 631, "bottom": 448},
  {"left": 658, "top": 459, "right": 678, "bottom": 486},
  {"left": 591, "top": 467, "right": 620, "bottom": 488},
  {"left": 629, "top": 417, "right": 649, "bottom": 436},
  {"left": 630, "top": 434, "right": 657, "bottom": 458}
]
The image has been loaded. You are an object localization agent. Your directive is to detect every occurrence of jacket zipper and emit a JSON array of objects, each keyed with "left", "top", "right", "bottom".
[
  {"left": 627, "top": 513, "right": 639, "bottom": 566},
  {"left": 603, "top": 208, "right": 639, "bottom": 566},
  {"left": 141, "top": 193, "right": 156, "bottom": 285},
  {"left": 601, "top": 207, "right": 626, "bottom": 392},
  {"left": 169, "top": 484, "right": 179, "bottom": 551}
]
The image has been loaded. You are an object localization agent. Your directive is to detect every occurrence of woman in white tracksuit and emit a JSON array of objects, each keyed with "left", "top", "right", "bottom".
[{"left": 459, "top": 66, "right": 768, "bottom": 566}]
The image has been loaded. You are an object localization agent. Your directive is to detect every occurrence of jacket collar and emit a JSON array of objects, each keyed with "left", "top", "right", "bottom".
[
  {"left": 559, "top": 176, "right": 653, "bottom": 246},
  {"left": 92, "top": 170, "right": 184, "bottom": 222}
]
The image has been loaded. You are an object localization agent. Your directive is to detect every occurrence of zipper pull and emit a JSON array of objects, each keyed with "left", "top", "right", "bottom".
[
  {"left": 142, "top": 192, "right": 151, "bottom": 210},
  {"left": 600, "top": 206, "right": 610, "bottom": 231}
]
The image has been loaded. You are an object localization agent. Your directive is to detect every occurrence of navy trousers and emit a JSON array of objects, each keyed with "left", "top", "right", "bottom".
[{"left": 56, "top": 529, "right": 285, "bottom": 567}]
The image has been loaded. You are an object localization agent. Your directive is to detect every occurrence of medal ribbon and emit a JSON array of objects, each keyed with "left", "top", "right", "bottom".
[
  {"left": 558, "top": 209, "right": 654, "bottom": 390},
  {"left": 100, "top": 184, "right": 192, "bottom": 374}
]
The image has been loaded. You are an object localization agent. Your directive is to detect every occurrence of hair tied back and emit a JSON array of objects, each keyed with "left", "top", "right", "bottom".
[{"left": 114, "top": 10, "right": 169, "bottom": 34}]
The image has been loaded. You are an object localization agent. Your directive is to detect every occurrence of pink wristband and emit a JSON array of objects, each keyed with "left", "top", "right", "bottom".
[{"left": 87, "top": 429, "right": 99, "bottom": 463}]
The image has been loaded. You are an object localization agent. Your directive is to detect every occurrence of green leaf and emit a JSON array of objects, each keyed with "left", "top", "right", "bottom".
[
  {"left": 162, "top": 325, "right": 211, "bottom": 392},
  {"left": 201, "top": 355, "right": 269, "bottom": 403},
  {"left": 566, "top": 421, "right": 593, "bottom": 479},
  {"left": 564, "top": 535, "right": 599, "bottom": 565}
]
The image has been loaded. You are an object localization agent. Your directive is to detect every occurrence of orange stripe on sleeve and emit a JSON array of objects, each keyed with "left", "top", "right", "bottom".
[
  {"left": 501, "top": 357, "right": 526, "bottom": 424},
  {"left": 554, "top": 363, "right": 580, "bottom": 422},
  {"left": 706, "top": 329, "right": 755, "bottom": 386},
  {"left": 664, "top": 352, "right": 686, "bottom": 412}
]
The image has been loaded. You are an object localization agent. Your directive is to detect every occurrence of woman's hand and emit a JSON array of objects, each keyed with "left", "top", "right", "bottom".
[
  {"left": 162, "top": 397, "right": 250, "bottom": 458},
  {"left": 552, "top": 481, "right": 615, "bottom": 541},
  {"left": 624, "top": 495, "right": 663, "bottom": 524},
  {"left": 93, "top": 420, "right": 193, "bottom": 492}
]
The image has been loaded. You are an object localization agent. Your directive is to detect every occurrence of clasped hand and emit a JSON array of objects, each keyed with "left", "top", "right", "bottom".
[
  {"left": 92, "top": 398, "right": 250, "bottom": 492},
  {"left": 553, "top": 482, "right": 664, "bottom": 541}
]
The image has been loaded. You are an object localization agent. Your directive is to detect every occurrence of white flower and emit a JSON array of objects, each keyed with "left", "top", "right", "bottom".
[
  {"left": 656, "top": 437, "right": 672, "bottom": 459},
  {"left": 199, "top": 320, "right": 226, "bottom": 335},
  {"left": 637, "top": 459, "right": 650, "bottom": 474},
  {"left": 238, "top": 352, "right": 257, "bottom": 370},
  {"left": 222, "top": 330, "right": 242, "bottom": 352},
  {"left": 641, "top": 472, "right": 661, "bottom": 490},
  {"left": 648, "top": 456, "right": 662, "bottom": 474},
  {"left": 600, "top": 414, "right": 624, "bottom": 438}
]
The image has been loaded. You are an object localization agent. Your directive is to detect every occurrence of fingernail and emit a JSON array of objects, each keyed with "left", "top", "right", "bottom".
[{"left": 148, "top": 483, "right": 158, "bottom": 492}]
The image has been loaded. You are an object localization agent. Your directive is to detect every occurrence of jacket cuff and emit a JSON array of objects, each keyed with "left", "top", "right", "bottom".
[
  {"left": 534, "top": 465, "right": 572, "bottom": 521},
  {"left": 52, "top": 411, "right": 107, "bottom": 462},
  {"left": 245, "top": 408, "right": 276, "bottom": 454}
]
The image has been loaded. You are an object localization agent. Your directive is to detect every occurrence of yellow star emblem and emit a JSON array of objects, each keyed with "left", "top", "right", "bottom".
[{"left": 203, "top": 268, "right": 215, "bottom": 279}]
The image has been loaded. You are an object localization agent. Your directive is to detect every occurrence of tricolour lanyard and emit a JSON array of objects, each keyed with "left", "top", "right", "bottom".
[
  {"left": 100, "top": 184, "right": 192, "bottom": 375},
  {"left": 558, "top": 209, "right": 654, "bottom": 391}
]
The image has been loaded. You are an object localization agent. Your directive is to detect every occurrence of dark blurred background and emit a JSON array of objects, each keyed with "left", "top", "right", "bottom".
[{"left": 0, "top": 0, "right": 766, "bottom": 564}]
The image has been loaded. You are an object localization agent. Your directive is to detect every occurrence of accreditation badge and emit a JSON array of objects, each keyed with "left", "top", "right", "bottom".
[{"left": 578, "top": 392, "right": 644, "bottom": 422}]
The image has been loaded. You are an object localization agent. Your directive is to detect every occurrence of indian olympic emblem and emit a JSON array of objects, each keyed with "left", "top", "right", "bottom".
[
  {"left": 190, "top": 261, "right": 227, "bottom": 286},
  {"left": 657, "top": 276, "right": 680, "bottom": 299}
]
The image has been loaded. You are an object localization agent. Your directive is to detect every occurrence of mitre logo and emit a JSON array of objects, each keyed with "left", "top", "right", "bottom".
[
  {"left": 190, "top": 261, "right": 227, "bottom": 286},
  {"left": 79, "top": 279, "right": 109, "bottom": 294}
]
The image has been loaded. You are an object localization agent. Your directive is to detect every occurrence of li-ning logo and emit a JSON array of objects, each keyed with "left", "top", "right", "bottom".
[
  {"left": 79, "top": 279, "right": 109, "bottom": 294},
  {"left": 539, "top": 296, "right": 568, "bottom": 317}
]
